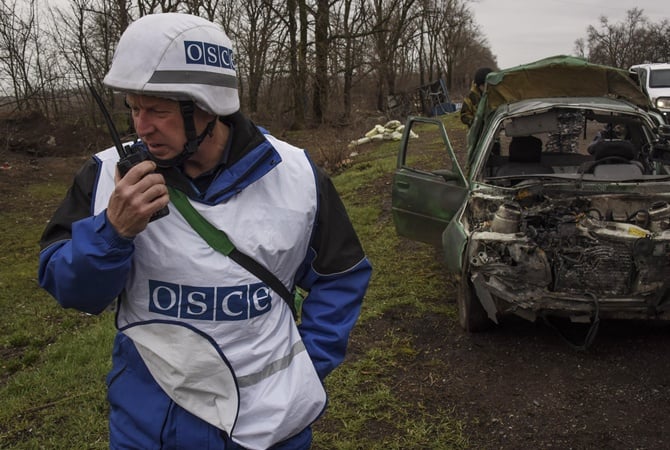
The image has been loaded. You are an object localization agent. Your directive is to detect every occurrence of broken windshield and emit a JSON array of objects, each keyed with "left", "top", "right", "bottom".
[{"left": 477, "top": 105, "right": 666, "bottom": 186}]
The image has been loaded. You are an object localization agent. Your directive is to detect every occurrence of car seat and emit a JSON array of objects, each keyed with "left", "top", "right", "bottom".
[
  {"left": 589, "top": 139, "right": 644, "bottom": 178},
  {"left": 496, "top": 136, "right": 554, "bottom": 176}
]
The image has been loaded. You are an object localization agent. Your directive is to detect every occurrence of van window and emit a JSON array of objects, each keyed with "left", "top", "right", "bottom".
[{"left": 649, "top": 69, "right": 670, "bottom": 88}]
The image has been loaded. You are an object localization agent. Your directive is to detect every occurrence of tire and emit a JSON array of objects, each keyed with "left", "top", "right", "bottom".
[{"left": 457, "top": 271, "right": 493, "bottom": 332}]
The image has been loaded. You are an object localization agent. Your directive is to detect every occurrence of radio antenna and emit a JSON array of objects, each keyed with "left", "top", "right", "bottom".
[{"left": 87, "top": 82, "right": 129, "bottom": 158}]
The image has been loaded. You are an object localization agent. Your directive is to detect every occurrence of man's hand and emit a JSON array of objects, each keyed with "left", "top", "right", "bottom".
[{"left": 107, "top": 160, "right": 169, "bottom": 238}]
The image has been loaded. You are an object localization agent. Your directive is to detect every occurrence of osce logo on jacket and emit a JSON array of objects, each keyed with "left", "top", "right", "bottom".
[
  {"left": 184, "top": 40, "right": 235, "bottom": 70},
  {"left": 148, "top": 280, "right": 271, "bottom": 321}
]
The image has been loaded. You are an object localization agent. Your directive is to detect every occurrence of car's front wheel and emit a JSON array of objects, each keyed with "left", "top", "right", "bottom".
[{"left": 457, "top": 271, "right": 493, "bottom": 332}]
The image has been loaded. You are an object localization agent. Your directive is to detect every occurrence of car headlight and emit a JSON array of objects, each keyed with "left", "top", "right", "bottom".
[{"left": 656, "top": 97, "right": 670, "bottom": 109}]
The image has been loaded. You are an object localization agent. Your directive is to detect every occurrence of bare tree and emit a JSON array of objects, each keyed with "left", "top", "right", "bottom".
[
  {"left": 114, "top": 0, "right": 131, "bottom": 31},
  {"left": 195, "top": 0, "right": 219, "bottom": 21},
  {"left": 579, "top": 8, "right": 669, "bottom": 68},
  {"left": 312, "top": 0, "right": 329, "bottom": 123},
  {"left": 297, "top": 0, "right": 309, "bottom": 125},
  {"left": 369, "top": 0, "right": 418, "bottom": 111},
  {"left": 417, "top": 0, "right": 443, "bottom": 86},
  {"left": 47, "top": 0, "right": 127, "bottom": 128},
  {"left": 0, "top": 0, "right": 38, "bottom": 111},
  {"left": 0, "top": 0, "right": 68, "bottom": 118},
  {"left": 437, "top": 0, "right": 483, "bottom": 90},
  {"left": 1, "top": 0, "right": 505, "bottom": 134},
  {"left": 642, "top": 19, "right": 670, "bottom": 63},
  {"left": 223, "top": 0, "right": 283, "bottom": 115},
  {"left": 137, "top": 0, "right": 181, "bottom": 15},
  {"left": 285, "top": 0, "right": 303, "bottom": 127},
  {"left": 331, "top": 0, "right": 371, "bottom": 121},
  {"left": 586, "top": 9, "right": 647, "bottom": 68}
]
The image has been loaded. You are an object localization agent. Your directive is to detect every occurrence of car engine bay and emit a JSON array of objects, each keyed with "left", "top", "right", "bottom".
[{"left": 465, "top": 191, "right": 670, "bottom": 308}]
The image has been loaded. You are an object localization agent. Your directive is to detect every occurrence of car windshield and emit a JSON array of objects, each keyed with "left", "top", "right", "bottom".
[
  {"left": 477, "top": 107, "right": 669, "bottom": 186},
  {"left": 649, "top": 69, "right": 670, "bottom": 88}
]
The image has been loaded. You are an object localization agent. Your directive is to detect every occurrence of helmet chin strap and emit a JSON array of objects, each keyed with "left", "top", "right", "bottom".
[{"left": 149, "top": 101, "right": 217, "bottom": 168}]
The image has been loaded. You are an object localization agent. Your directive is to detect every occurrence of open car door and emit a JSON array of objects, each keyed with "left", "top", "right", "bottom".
[{"left": 392, "top": 116, "right": 469, "bottom": 246}]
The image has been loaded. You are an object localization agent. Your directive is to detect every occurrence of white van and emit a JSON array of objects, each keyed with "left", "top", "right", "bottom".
[{"left": 629, "top": 63, "right": 670, "bottom": 122}]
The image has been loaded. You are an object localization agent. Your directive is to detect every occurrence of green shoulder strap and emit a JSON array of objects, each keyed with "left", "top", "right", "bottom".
[
  {"left": 169, "top": 188, "right": 235, "bottom": 255},
  {"left": 168, "top": 187, "right": 297, "bottom": 318}
]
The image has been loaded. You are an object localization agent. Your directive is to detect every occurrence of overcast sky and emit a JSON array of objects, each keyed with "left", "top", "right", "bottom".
[{"left": 468, "top": 0, "right": 668, "bottom": 69}]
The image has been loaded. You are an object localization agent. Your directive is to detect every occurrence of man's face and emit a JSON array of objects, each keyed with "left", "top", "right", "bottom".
[
  {"left": 126, "top": 94, "right": 186, "bottom": 161},
  {"left": 613, "top": 124, "right": 627, "bottom": 139}
]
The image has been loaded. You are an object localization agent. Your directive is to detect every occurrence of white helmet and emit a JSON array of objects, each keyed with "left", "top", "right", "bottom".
[{"left": 103, "top": 13, "right": 239, "bottom": 116}]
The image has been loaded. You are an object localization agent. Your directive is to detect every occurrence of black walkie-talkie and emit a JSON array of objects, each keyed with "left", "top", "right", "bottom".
[{"left": 88, "top": 85, "right": 169, "bottom": 221}]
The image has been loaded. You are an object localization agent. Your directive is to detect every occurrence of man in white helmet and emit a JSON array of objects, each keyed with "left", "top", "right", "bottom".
[{"left": 38, "top": 13, "right": 372, "bottom": 450}]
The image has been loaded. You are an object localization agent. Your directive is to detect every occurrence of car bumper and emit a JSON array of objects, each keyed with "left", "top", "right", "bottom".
[{"left": 475, "top": 274, "right": 670, "bottom": 322}]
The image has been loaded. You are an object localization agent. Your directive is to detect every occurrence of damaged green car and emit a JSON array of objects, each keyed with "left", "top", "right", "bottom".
[{"left": 392, "top": 56, "right": 670, "bottom": 339}]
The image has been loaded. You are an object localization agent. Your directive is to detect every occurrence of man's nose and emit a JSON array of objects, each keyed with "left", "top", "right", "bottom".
[{"left": 133, "top": 111, "right": 155, "bottom": 136}]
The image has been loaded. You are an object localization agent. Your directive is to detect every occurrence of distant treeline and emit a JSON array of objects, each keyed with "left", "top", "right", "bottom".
[{"left": 0, "top": 1, "right": 666, "bottom": 130}]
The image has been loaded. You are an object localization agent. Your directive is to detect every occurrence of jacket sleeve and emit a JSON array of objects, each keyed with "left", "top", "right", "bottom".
[
  {"left": 38, "top": 158, "right": 135, "bottom": 314},
  {"left": 295, "top": 167, "right": 372, "bottom": 380},
  {"left": 460, "top": 93, "right": 475, "bottom": 126},
  {"left": 460, "top": 85, "right": 481, "bottom": 127}
]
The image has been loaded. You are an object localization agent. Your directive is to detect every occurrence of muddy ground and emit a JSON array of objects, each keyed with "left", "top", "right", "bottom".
[{"left": 2, "top": 113, "right": 669, "bottom": 450}]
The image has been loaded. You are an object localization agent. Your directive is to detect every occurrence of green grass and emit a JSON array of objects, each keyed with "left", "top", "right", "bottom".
[
  {"left": 309, "top": 124, "right": 466, "bottom": 446},
  {"left": 0, "top": 177, "right": 114, "bottom": 448},
  {"left": 0, "top": 318, "right": 113, "bottom": 448},
  {"left": 0, "top": 112, "right": 469, "bottom": 448}
]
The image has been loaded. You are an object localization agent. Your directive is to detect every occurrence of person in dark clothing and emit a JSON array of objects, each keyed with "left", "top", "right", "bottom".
[{"left": 461, "top": 67, "right": 493, "bottom": 127}]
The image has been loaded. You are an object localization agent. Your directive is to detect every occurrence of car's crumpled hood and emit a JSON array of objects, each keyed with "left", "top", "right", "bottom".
[
  {"left": 467, "top": 56, "right": 655, "bottom": 155},
  {"left": 484, "top": 55, "right": 651, "bottom": 112}
]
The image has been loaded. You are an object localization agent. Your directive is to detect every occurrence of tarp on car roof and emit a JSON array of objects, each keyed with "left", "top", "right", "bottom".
[{"left": 483, "top": 55, "right": 651, "bottom": 112}]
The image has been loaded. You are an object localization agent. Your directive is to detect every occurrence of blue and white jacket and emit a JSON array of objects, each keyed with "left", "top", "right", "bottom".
[{"left": 38, "top": 112, "right": 372, "bottom": 449}]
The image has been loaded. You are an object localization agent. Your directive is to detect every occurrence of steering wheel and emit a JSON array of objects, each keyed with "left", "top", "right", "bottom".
[
  {"left": 593, "top": 156, "right": 632, "bottom": 165},
  {"left": 578, "top": 156, "right": 634, "bottom": 174}
]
